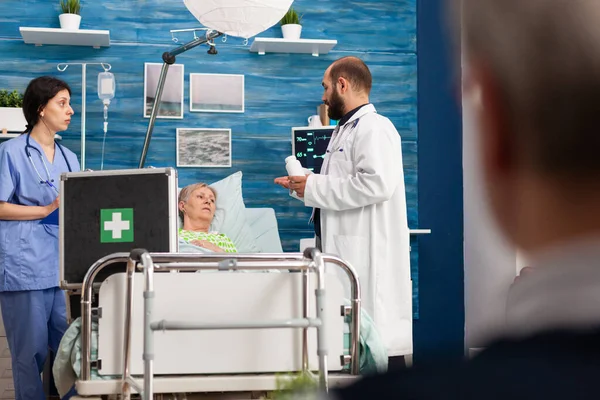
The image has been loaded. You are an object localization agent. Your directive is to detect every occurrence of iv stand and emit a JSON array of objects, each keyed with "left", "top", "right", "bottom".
[
  {"left": 57, "top": 62, "right": 112, "bottom": 171},
  {"left": 138, "top": 29, "right": 222, "bottom": 168}
]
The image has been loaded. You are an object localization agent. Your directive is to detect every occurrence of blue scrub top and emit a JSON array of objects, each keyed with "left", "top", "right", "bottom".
[{"left": 0, "top": 134, "right": 80, "bottom": 291}]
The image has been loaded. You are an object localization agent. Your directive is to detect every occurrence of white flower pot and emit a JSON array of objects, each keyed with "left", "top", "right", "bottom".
[
  {"left": 0, "top": 107, "right": 27, "bottom": 133},
  {"left": 59, "top": 13, "right": 81, "bottom": 30},
  {"left": 281, "top": 24, "right": 302, "bottom": 40}
]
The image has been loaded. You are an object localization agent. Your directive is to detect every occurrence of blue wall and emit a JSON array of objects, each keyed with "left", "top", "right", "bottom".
[{"left": 0, "top": 0, "right": 466, "bottom": 354}]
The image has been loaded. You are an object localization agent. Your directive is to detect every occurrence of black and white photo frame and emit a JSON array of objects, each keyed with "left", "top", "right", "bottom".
[
  {"left": 176, "top": 128, "right": 232, "bottom": 168},
  {"left": 190, "top": 73, "right": 245, "bottom": 113}
]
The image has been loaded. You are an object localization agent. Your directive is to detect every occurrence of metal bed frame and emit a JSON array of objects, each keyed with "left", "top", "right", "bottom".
[{"left": 75, "top": 248, "right": 362, "bottom": 399}]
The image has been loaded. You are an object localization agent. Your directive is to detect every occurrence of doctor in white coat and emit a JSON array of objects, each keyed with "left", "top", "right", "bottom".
[{"left": 275, "top": 56, "right": 412, "bottom": 361}]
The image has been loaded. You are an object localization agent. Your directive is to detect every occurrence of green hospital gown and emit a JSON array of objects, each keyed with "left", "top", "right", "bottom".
[{"left": 178, "top": 229, "right": 238, "bottom": 253}]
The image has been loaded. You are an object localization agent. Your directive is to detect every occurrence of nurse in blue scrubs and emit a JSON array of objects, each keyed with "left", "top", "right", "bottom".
[{"left": 0, "top": 76, "right": 80, "bottom": 400}]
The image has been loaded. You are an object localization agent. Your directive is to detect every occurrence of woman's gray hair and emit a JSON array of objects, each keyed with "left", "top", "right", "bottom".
[
  {"left": 178, "top": 183, "right": 217, "bottom": 220},
  {"left": 460, "top": 0, "right": 600, "bottom": 181}
]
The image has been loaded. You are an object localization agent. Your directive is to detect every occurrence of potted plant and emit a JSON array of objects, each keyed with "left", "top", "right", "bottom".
[
  {"left": 0, "top": 90, "right": 26, "bottom": 134},
  {"left": 280, "top": 7, "right": 302, "bottom": 40},
  {"left": 59, "top": 0, "right": 81, "bottom": 30}
]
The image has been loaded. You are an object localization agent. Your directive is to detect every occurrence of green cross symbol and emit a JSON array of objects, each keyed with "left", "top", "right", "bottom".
[{"left": 100, "top": 208, "right": 134, "bottom": 243}]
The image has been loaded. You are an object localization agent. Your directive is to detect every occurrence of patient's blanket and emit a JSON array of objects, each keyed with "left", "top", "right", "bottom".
[
  {"left": 179, "top": 238, "right": 217, "bottom": 254},
  {"left": 179, "top": 230, "right": 238, "bottom": 253},
  {"left": 53, "top": 318, "right": 106, "bottom": 398},
  {"left": 343, "top": 301, "right": 388, "bottom": 375},
  {"left": 53, "top": 308, "right": 388, "bottom": 398},
  {"left": 179, "top": 239, "right": 281, "bottom": 273}
]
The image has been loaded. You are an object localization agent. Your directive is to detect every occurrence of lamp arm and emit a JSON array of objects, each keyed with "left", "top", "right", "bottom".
[{"left": 138, "top": 30, "right": 223, "bottom": 168}]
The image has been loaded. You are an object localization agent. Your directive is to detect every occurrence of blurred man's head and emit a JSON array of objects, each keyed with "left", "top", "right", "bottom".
[{"left": 459, "top": 0, "right": 600, "bottom": 254}]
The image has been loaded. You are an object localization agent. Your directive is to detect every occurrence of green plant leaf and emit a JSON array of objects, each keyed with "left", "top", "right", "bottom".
[
  {"left": 60, "top": 0, "right": 81, "bottom": 15},
  {"left": 280, "top": 7, "right": 301, "bottom": 25},
  {"left": 0, "top": 89, "right": 23, "bottom": 108},
  {"left": 263, "top": 370, "right": 318, "bottom": 399}
]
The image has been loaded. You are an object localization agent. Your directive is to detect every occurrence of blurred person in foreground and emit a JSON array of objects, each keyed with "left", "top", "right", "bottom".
[{"left": 326, "top": 0, "right": 600, "bottom": 398}]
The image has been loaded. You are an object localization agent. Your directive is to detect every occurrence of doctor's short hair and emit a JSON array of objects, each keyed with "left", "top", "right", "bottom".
[
  {"left": 178, "top": 183, "right": 217, "bottom": 219},
  {"left": 459, "top": 0, "right": 600, "bottom": 180},
  {"left": 330, "top": 57, "right": 372, "bottom": 94},
  {"left": 22, "top": 76, "right": 72, "bottom": 132}
]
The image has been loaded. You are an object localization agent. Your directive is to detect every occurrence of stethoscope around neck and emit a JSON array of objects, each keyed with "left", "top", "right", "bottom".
[
  {"left": 25, "top": 132, "right": 72, "bottom": 194},
  {"left": 326, "top": 117, "right": 360, "bottom": 154},
  {"left": 320, "top": 118, "right": 360, "bottom": 175}
]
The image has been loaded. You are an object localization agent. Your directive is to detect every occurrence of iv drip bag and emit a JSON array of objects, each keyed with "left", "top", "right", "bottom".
[
  {"left": 183, "top": 0, "right": 293, "bottom": 39},
  {"left": 98, "top": 71, "right": 115, "bottom": 101}
]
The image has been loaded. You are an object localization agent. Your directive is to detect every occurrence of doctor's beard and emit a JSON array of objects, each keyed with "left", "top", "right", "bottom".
[{"left": 327, "top": 86, "right": 345, "bottom": 121}]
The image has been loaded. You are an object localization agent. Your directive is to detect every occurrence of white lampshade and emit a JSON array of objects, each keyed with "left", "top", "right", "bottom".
[{"left": 184, "top": 0, "right": 294, "bottom": 39}]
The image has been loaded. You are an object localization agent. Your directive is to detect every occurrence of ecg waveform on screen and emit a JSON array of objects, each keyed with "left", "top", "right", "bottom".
[{"left": 293, "top": 128, "right": 335, "bottom": 174}]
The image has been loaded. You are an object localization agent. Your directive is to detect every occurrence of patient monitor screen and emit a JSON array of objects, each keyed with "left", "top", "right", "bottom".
[{"left": 291, "top": 127, "right": 335, "bottom": 174}]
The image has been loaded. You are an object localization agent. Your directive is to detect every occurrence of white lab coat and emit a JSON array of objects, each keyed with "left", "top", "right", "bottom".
[{"left": 303, "top": 104, "right": 412, "bottom": 356}]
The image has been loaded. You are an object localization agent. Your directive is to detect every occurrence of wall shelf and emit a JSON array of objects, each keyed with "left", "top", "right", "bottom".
[
  {"left": 19, "top": 27, "right": 110, "bottom": 48},
  {"left": 410, "top": 229, "right": 432, "bottom": 235},
  {"left": 250, "top": 38, "right": 337, "bottom": 56},
  {"left": 0, "top": 133, "right": 62, "bottom": 140}
]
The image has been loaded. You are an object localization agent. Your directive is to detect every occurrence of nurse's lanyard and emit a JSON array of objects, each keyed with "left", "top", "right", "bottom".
[{"left": 25, "top": 132, "right": 72, "bottom": 194}]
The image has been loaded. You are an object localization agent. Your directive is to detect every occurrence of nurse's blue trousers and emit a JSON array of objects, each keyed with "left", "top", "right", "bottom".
[{"left": 0, "top": 287, "right": 70, "bottom": 400}]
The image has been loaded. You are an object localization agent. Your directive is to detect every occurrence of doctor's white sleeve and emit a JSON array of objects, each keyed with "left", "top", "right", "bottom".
[{"left": 303, "top": 122, "right": 403, "bottom": 211}]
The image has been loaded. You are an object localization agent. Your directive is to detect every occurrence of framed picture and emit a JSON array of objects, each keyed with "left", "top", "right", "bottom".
[
  {"left": 144, "top": 62, "right": 184, "bottom": 119},
  {"left": 176, "top": 128, "right": 232, "bottom": 168},
  {"left": 190, "top": 73, "right": 244, "bottom": 113}
]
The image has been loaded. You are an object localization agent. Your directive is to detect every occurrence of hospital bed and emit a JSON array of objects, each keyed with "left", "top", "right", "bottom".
[
  {"left": 62, "top": 206, "right": 282, "bottom": 319},
  {"left": 59, "top": 247, "right": 365, "bottom": 399}
]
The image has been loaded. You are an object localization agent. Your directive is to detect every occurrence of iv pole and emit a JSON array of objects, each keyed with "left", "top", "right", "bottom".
[
  {"left": 138, "top": 29, "right": 222, "bottom": 168},
  {"left": 57, "top": 62, "right": 112, "bottom": 171}
]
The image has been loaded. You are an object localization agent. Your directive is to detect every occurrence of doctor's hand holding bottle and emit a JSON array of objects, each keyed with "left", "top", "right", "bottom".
[
  {"left": 274, "top": 155, "right": 310, "bottom": 197},
  {"left": 274, "top": 175, "right": 309, "bottom": 198}
]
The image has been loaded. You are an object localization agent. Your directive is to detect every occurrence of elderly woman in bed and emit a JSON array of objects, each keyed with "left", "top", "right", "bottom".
[{"left": 178, "top": 183, "right": 237, "bottom": 253}]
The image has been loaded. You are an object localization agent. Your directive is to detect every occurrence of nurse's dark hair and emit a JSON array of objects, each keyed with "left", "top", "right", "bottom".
[
  {"left": 21, "top": 76, "right": 72, "bottom": 133},
  {"left": 329, "top": 56, "right": 372, "bottom": 94}
]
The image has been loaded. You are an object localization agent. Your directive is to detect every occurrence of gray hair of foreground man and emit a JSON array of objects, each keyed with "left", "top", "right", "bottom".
[{"left": 459, "top": 0, "right": 600, "bottom": 181}]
